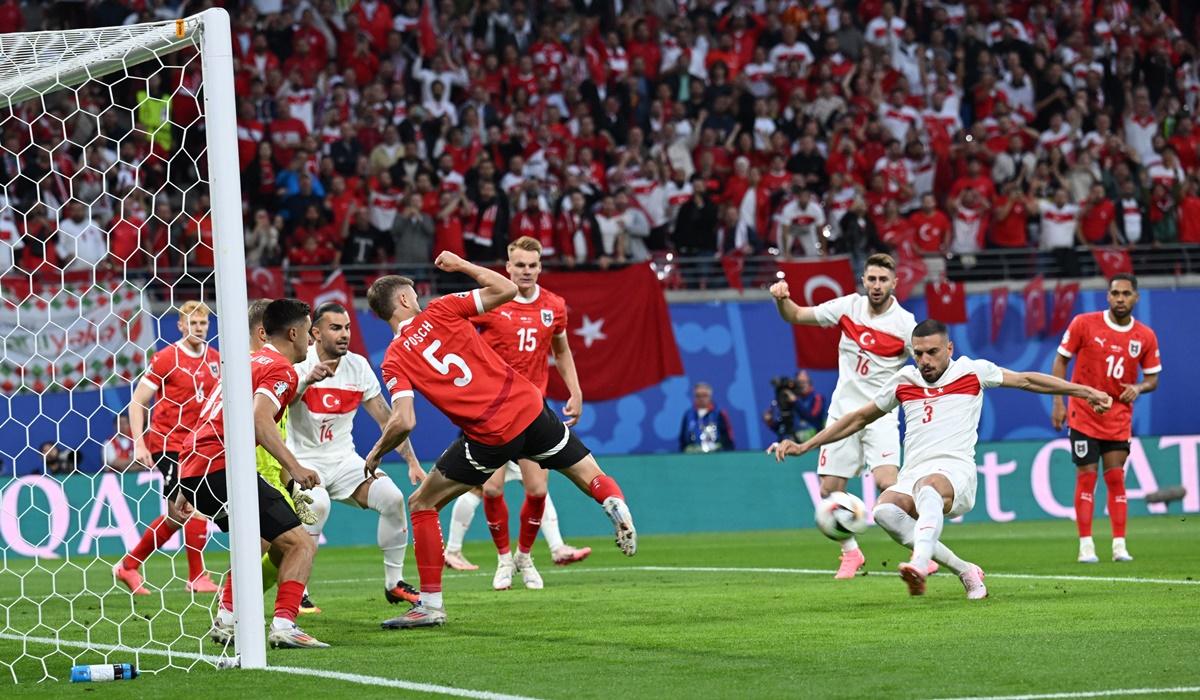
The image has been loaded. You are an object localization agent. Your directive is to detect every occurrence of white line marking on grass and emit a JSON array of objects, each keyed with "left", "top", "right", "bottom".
[
  {"left": 265, "top": 666, "right": 544, "bottom": 700},
  {"left": 931, "top": 686, "right": 1200, "bottom": 700},
  {"left": 0, "top": 632, "right": 545, "bottom": 699}
]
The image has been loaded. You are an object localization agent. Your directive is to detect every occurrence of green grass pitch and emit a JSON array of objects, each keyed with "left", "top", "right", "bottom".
[{"left": 2, "top": 515, "right": 1197, "bottom": 698}]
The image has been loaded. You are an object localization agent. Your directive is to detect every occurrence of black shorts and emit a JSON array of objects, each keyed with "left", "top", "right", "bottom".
[
  {"left": 435, "top": 405, "right": 591, "bottom": 487},
  {"left": 153, "top": 452, "right": 181, "bottom": 499},
  {"left": 178, "top": 472, "right": 301, "bottom": 543},
  {"left": 1069, "top": 428, "right": 1131, "bottom": 466}
]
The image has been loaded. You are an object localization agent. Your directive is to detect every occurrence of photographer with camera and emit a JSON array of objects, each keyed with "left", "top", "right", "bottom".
[{"left": 763, "top": 371, "right": 827, "bottom": 442}]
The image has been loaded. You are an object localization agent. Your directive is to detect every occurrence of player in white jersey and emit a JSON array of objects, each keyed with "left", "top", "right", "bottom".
[
  {"left": 770, "top": 320, "right": 1111, "bottom": 598},
  {"left": 769, "top": 253, "right": 916, "bottom": 579},
  {"left": 287, "top": 302, "right": 427, "bottom": 611}
]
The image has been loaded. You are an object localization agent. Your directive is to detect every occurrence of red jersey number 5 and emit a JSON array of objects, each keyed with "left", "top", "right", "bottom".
[{"left": 422, "top": 340, "right": 473, "bottom": 387}]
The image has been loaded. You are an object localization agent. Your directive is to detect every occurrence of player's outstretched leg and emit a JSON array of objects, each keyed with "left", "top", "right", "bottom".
[
  {"left": 444, "top": 490, "right": 481, "bottom": 571},
  {"left": 540, "top": 492, "right": 592, "bottom": 566},
  {"left": 1103, "top": 467, "right": 1132, "bottom": 562},
  {"left": 560, "top": 457, "right": 636, "bottom": 556},
  {"left": 873, "top": 503, "right": 984, "bottom": 599},
  {"left": 364, "top": 477, "right": 421, "bottom": 604},
  {"left": 116, "top": 495, "right": 202, "bottom": 595},
  {"left": 382, "top": 470, "right": 472, "bottom": 630},
  {"left": 1074, "top": 467, "right": 1100, "bottom": 563},
  {"left": 182, "top": 515, "right": 218, "bottom": 593}
]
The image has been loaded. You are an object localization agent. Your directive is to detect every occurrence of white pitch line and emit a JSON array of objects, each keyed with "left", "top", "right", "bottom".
[
  {"left": 931, "top": 686, "right": 1200, "bottom": 700},
  {"left": 0, "top": 632, "right": 544, "bottom": 699}
]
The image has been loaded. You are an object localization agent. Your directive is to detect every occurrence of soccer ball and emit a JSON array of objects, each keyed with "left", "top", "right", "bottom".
[{"left": 814, "top": 492, "right": 869, "bottom": 541}]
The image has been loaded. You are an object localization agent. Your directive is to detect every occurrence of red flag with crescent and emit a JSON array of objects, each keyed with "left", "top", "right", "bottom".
[{"left": 778, "top": 259, "right": 857, "bottom": 369}]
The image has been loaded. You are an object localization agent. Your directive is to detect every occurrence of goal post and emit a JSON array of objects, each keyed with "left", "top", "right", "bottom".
[{"left": 0, "top": 8, "right": 264, "bottom": 681}]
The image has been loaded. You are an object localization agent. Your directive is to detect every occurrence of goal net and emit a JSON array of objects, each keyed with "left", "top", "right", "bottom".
[{"left": 0, "top": 9, "right": 264, "bottom": 683}]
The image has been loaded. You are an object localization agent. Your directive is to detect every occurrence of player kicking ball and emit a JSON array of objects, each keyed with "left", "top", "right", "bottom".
[
  {"left": 287, "top": 302, "right": 427, "bottom": 609},
  {"left": 769, "top": 254, "right": 917, "bottom": 578},
  {"left": 1051, "top": 274, "right": 1161, "bottom": 563},
  {"left": 179, "top": 299, "right": 328, "bottom": 648},
  {"left": 770, "top": 320, "right": 1111, "bottom": 598},
  {"left": 365, "top": 252, "right": 636, "bottom": 629},
  {"left": 445, "top": 236, "right": 593, "bottom": 589}
]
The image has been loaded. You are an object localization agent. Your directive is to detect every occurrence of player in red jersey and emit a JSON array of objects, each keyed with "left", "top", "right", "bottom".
[
  {"left": 178, "top": 299, "right": 328, "bottom": 649},
  {"left": 444, "top": 236, "right": 591, "bottom": 588},
  {"left": 114, "top": 301, "right": 220, "bottom": 596},
  {"left": 365, "top": 252, "right": 636, "bottom": 629},
  {"left": 1052, "top": 274, "right": 1161, "bottom": 564}
]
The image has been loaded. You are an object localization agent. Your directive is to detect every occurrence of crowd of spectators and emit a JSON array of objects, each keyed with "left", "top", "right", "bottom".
[{"left": 1, "top": 0, "right": 1200, "bottom": 286}]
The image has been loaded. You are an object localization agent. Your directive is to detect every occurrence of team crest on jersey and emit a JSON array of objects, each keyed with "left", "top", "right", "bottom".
[
  {"left": 273, "top": 381, "right": 289, "bottom": 397},
  {"left": 1128, "top": 340, "right": 1142, "bottom": 358},
  {"left": 541, "top": 309, "right": 554, "bottom": 327},
  {"left": 208, "top": 361, "right": 219, "bottom": 378},
  {"left": 1074, "top": 440, "right": 1089, "bottom": 458}
]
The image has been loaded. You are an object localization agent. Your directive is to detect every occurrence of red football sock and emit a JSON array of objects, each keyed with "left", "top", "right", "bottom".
[
  {"left": 588, "top": 475, "right": 624, "bottom": 504},
  {"left": 183, "top": 517, "right": 208, "bottom": 581},
  {"left": 274, "top": 580, "right": 305, "bottom": 622},
  {"left": 482, "top": 494, "right": 511, "bottom": 555},
  {"left": 1104, "top": 468, "right": 1127, "bottom": 538},
  {"left": 1074, "top": 470, "right": 1098, "bottom": 537},
  {"left": 518, "top": 494, "right": 547, "bottom": 554},
  {"left": 122, "top": 515, "right": 179, "bottom": 570},
  {"left": 220, "top": 572, "right": 234, "bottom": 612},
  {"left": 410, "top": 509, "right": 445, "bottom": 593}
]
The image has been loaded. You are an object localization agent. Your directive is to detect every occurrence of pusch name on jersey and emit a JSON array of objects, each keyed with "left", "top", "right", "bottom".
[{"left": 400, "top": 320, "right": 435, "bottom": 351}]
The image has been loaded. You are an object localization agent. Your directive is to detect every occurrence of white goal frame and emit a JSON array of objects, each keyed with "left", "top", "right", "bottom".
[{"left": 0, "top": 8, "right": 265, "bottom": 670}]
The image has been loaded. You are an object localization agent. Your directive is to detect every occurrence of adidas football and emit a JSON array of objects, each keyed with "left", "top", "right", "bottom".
[{"left": 814, "top": 492, "right": 869, "bottom": 541}]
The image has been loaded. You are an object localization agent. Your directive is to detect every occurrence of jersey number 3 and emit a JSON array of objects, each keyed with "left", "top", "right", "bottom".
[{"left": 422, "top": 340, "right": 473, "bottom": 387}]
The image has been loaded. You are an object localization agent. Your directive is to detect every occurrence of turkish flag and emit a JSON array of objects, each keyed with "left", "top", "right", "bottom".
[
  {"left": 892, "top": 238, "right": 928, "bottom": 301},
  {"left": 418, "top": 0, "right": 439, "bottom": 57},
  {"left": 924, "top": 280, "right": 967, "bottom": 324},
  {"left": 1092, "top": 247, "right": 1133, "bottom": 278},
  {"left": 543, "top": 263, "right": 683, "bottom": 401},
  {"left": 292, "top": 269, "right": 370, "bottom": 357},
  {"left": 990, "top": 287, "right": 1008, "bottom": 343},
  {"left": 247, "top": 266, "right": 284, "bottom": 301},
  {"left": 1023, "top": 274, "right": 1046, "bottom": 338},
  {"left": 1050, "top": 281, "right": 1080, "bottom": 335},
  {"left": 720, "top": 253, "right": 745, "bottom": 292},
  {"left": 778, "top": 258, "right": 857, "bottom": 369}
]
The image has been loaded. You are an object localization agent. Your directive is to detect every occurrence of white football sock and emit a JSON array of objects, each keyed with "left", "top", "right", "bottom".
[
  {"left": 446, "top": 491, "right": 481, "bottom": 553},
  {"left": 839, "top": 536, "right": 859, "bottom": 553},
  {"left": 539, "top": 492, "right": 565, "bottom": 551},
  {"left": 421, "top": 591, "right": 443, "bottom": 609},
  {"left": 303, "top": 486, "right": 332, "bottom": 540},
  {"left": 874, "top": 502, "right": 969, "bottom": 575},
  {"left": 1112, "top": 536, "right": 1126, "bottom": 549},
  {"left": 368, "top": 477, "right": 409, "bottom": 587},
  {"left": 216, "top": 608, "right": 234, "bottom": 625},
  {"left": 912, "top": 486, "right": 946, "bottom": 570},
  {"left": 270, "top": 616, "right": 294, "bottom": 631},
  {"left": 1080, "top": 535, "right": 1095, "bottom": 547}
]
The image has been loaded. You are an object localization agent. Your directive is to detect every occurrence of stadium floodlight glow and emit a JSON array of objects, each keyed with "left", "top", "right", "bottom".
[{"left": 0, "top": 8, "right": 264, "bottom": 680}]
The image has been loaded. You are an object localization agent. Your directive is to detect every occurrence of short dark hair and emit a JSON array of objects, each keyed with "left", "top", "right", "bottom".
[
  {"left": 367, "top": 275, "right": 415, "bottom": 320},
  {"left": 312, "top": 301, "right": 349, "bottom": 327},
  {"left": 912, "top": 319, "right": 948, "bottom": 339},
  {"left": 262, "top": 299, "right": 311, "bottom": 337},
  {"left": 1109, "top": 273, "right": 1138, "bottom": 291},
  {"left": 864, "top": 253, "right": 896, "bottom": 272},
  {"left": 248, "top": 298, "right": 272, "bottom": 334}
]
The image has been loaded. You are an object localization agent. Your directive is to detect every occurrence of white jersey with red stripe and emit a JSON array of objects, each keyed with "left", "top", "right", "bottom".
[
  {"left": 874, "top": 355, "right": 1004, "bottom": 469},
  {"left": 287, "top": 347, "right": 382, "bottom": 470},
  {"left": 813, "top": 294, "right": 917, "bottom": 419}
]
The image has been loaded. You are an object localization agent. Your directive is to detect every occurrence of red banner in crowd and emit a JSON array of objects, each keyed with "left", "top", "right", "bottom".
[
  {"left": 1092, "top": 247, "right": 1133, "bottom": 278},
  {"left": 292, "top": 270, "right": 369, "bottom": 357},
  {"left": 247, "top": 266, "right": 284, "bottom": 301},
  {"left": 1050, "top": 281, "right": 1080, "bottom": 335},
  {"left": 720, "top": 253, "right": 745, "bottom": 292},
  {"left": 925, "top": 280, "right": 967, "bottom": 324},
  {"left": 543, "top": 263, "right": 683, "bottom": 401},
  {"left": 892, "top": 238, "right": 928, "bottom": 302},
  {"left": 990, "top": 287, "right": 1008, "bottom": 344},
  {"left": 1023, "top": 274, "right": 1046, "bottom": 338},
  {"left": 778, "top": 258, "right": 857, "bottom": 369}
]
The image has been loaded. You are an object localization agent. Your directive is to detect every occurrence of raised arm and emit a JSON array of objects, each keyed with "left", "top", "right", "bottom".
[
  {"left": 768, "top": 280, "right": 821, "bottom": 325},
  {"left": 767, "top": 400, "right": 887, "bottom": 462},
  {"left": 362, "top": 394, "right": 426, "bottom": 485},
  {"left": 253, "top": 394, "right": 320, "bottom": 489},
  {"left": 1001, "top": 369, "right": 1112, "bottom": 413},
  {"left": 363, "top": 395, "right": 418, "bottom": 479},
  {"left": 432, "top": 250, "right": 518, "bottom": 311}
]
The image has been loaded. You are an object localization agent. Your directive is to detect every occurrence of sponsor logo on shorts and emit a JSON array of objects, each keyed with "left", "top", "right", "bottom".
[{"left": 1074, "top": 440, "right": 1089, "bottom": 458}]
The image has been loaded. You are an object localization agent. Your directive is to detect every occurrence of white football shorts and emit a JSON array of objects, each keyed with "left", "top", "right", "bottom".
[
  {"left": 886, "top": 458, "right": 977, "bottom": 518},
  {"left": 816, "top": 412, "right": 901, "bottom": 479}
]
